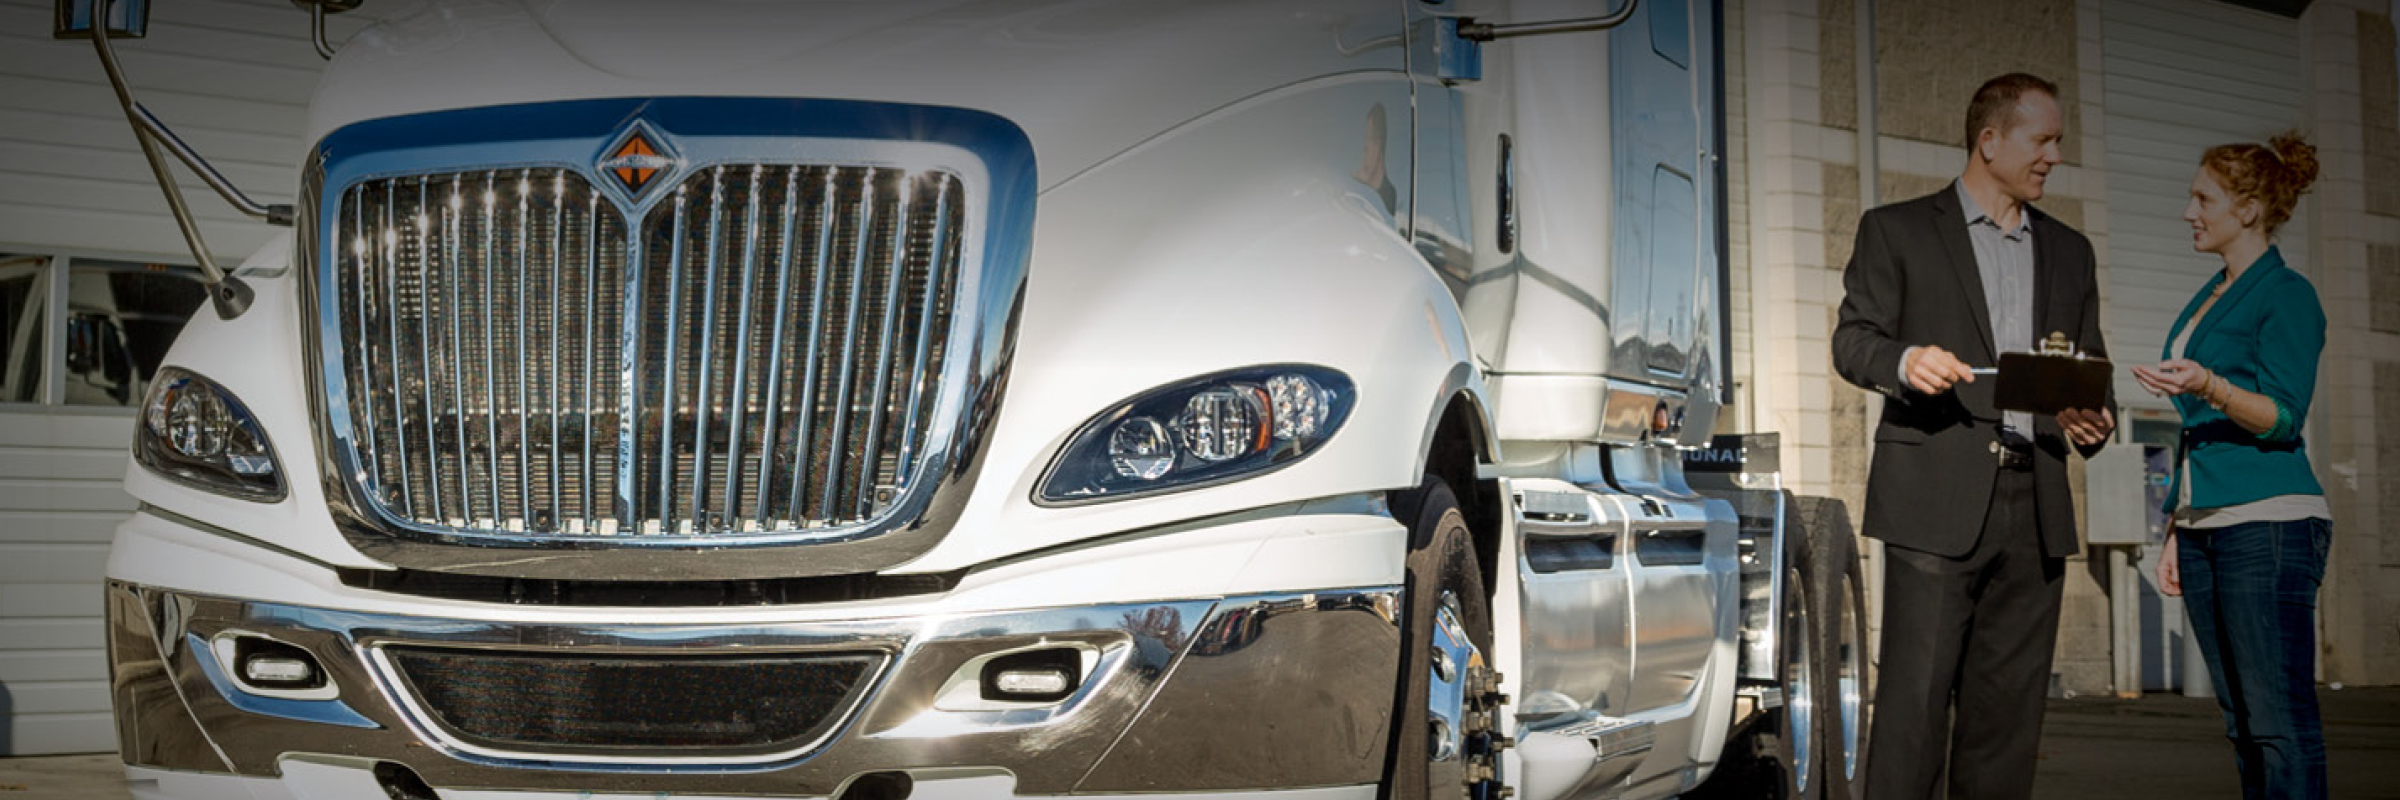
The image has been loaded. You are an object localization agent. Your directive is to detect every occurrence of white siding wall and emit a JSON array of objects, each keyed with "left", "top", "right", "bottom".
[
  {"left": 0, "top": 0, "right": 375, "bottom": 263},
  {"left": 0, "top": 411, "right": 132, "bottom": 755},
  {"left": 2100, "top": 0, "right": 2304, "bottom": 412},
  {"left": 0, "top": 0, "right": 366, "bottom": 755}
]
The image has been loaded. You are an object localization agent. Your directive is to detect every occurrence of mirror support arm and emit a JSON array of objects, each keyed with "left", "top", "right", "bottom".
[
  {"left": 87, "top": 0, "right": 278, "bottom": 318},
  {"left": 1457, "top": 0, "right": 1640, "bottom": 42},
  {"left": 310, "top": 0, "right": 335, "bottom": 59}
]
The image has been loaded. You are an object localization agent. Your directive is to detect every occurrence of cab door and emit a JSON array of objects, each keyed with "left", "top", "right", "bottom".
[{"left": 1606, "top": 0, "right": 1717, "bottom": 384}]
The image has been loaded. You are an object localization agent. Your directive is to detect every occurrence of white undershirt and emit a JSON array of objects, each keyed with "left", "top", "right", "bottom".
[{"left": 2168, "top": 320, "right": 2329, "bottom": 529}]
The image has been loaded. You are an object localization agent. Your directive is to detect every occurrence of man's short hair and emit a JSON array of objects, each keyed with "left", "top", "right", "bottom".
[{"left": 1963, "top": 73, "right": 2059, "bottom": 149}]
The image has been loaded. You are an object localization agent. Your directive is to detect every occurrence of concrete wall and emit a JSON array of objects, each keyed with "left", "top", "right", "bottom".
[{"left": 2297, "top": 0, "right": 2400, "bottom": 686}]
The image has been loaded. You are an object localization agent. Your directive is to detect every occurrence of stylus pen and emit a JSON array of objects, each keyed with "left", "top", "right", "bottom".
[{"left": 1969, "top": 367, "right": 1999, "bottom": 375}]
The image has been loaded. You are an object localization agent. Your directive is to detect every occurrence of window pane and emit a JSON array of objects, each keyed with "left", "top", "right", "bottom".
[
  {"left": 64, "top": 259, "right": 207, "bottom": 407},
  {"left": 0, "top": 254, "right": 47, "bottom": 403}
]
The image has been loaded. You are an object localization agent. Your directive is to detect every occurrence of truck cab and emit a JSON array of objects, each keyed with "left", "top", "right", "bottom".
[{"left": 75, "top": 1, "right": 1864, "bottom": 798}]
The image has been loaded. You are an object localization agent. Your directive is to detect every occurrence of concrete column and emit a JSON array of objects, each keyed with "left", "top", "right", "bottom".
[
  {"left": 2298, "top": 0, "right": 2400, "bottom": 686},
  {"left": 1743, "top": 0, "right": 1836, "bottom": 497}
]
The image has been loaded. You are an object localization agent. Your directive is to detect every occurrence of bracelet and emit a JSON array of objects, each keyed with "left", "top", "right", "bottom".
[
  {"left": 2264, "top": 401, "right": 2298, "bottom": 441},
  {"left": 2205, "top": 373, "right": 2229, "bottom": 411}
]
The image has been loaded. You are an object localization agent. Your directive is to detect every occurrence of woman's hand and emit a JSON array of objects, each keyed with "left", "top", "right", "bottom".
[
  {"left": 2132, "top": 358, "right": 2211, "bottom": 398},
  {"left": 2156, "top": 527, "right": 2181, "bottom": 597}
]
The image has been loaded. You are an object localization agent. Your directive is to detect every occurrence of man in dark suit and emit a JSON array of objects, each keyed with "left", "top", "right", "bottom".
[{"left": 1832, "top": 73, "right": 2115, "bottom": 799}]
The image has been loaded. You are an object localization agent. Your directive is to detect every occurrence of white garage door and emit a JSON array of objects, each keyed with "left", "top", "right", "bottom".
[
  {"left": 2093, "top": 0, "right": 2308, "bottom": 694},
  {"left": 0, "top": 405, "right": 137, "bottom": 756},
  {"left": 2101, "top": 0, "right": 2305, "bottom": 414},
  {"left": 0, "top": 0, "right": 368, "bottom": 755}
]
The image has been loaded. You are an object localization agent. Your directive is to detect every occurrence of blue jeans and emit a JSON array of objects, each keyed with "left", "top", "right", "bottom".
[{"left": 2177, "top": 517, "right": 2331, "bottom": 800}]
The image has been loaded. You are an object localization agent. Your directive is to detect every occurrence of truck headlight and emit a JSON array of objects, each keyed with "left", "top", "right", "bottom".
[
  {"left": 136, "top": 368, "right": 284, "bottom": 502},
  {"left": 1038, "top": 366, "right": 1352, "bottom": 504}
]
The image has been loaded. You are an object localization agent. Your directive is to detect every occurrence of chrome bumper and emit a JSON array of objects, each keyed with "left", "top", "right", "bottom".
[{"left": 107, "top": 581, "right": 1400, "bottom": 795}]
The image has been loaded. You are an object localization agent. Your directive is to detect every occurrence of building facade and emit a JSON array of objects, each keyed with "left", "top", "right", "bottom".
[{"left": 1730, "top": 0, "right": 2400, "bottom": 695}]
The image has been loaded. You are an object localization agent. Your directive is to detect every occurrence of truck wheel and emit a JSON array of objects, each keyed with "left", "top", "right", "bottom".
[
  {"left": 1383, "top": 477, "right": 1504, "bottom": 800},
  {"left": 1798, "top": 496, "right": 1870, "bottom": 800},
  {"left": 1769, "top": 515, "right": 1827, "bottom": 800},
  {"left": 1691, "top": 494, "right": 1838, "bottom": 800}
]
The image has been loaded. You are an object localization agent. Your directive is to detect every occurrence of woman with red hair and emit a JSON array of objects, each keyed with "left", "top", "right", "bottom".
[{"left": 2136, "top": 132, "right": 2328, "bottom": 800}]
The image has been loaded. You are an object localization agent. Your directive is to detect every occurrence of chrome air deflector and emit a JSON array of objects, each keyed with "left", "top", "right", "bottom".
[{"left": 304, "top": 98, "right": 1034, "bottom": 579}]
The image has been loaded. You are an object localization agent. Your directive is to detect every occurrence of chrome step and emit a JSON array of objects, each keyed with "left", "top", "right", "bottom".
[
  {"left": 1515, "top": 711, "right": 1656, "bottom": 798},
  {"left": 1530, "top": 711, "right": 1655, "bottom": 763}
]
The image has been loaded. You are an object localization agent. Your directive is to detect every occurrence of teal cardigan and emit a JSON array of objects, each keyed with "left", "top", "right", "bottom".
[{"left": 2161, "top": 246, "right": 2326, "bottom": 513}]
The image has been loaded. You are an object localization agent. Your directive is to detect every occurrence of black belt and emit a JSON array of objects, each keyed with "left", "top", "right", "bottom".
[{"left": 1990, "top": 440, "right": 2034, "bottom": 471}]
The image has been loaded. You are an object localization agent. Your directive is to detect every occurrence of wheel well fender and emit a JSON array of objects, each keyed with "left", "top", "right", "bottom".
[{"left": 1414, "top": 364, "right": 1500, "bottom": 599}]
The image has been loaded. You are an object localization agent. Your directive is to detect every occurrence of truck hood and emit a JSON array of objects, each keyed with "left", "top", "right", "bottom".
[{"left": 311, "top": 0, "right": 1409, "bottom": 189}]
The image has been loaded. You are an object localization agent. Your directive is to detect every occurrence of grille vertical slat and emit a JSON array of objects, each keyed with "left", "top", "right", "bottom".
[
  {"left": 787, "top": 168, "right": 840, "bottom": 521},
  {"left": 415, "top": 178, "right": 445, "bottom": 523},
  {"left": 335, "top": 163, "right": 961, "bottom": 539},
  {"left": 542, "top": 170, "right": 559, "bottom": 521},
  {"left": 485, "top": 175, "right": 503, "bottom": 523},
  {"left": 581, "top": 193, "right": 603, "bottom": 529},
  {"left": 819, "top": 177, "right": 876, "bottom": 518},
  {"left": 687, "top": 167, "right": 731, "bottom": 529},
  {"left": 513, "top": 171, "right": 534, "bottom": 527},
  {"left": 750, "top": 168, "right": 802, "bottom": 525},
  {"left": 896, "top": 179, "right": 955, "bottom": 485},
  {"left": 855, "top": 179, "right": 914, "bottom": 517},
  {"left": 443, "top": 179, "right": 473, "bottom": 525},
  {"left": 380, "top": 185, "right": 414, "bottom": 518},
  {"left": 723, "top": 167, "right": 767, "bottom": 528},
  {"left": 344, "top": 189, "right": 384, "bottom": 511},
  {"left": 654, "top": 186, "right": 689, "bottom": 531}
]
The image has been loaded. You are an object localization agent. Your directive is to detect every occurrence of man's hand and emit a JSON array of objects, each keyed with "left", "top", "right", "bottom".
[
  {"left": 2058, "top": 406, "right": 2114, "bottom": 447},
  {"left": 1903, "top": 345, "right": 1977, "bottom": 395}
]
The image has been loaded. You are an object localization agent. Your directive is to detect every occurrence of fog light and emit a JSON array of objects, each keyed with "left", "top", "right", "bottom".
[
  {"left": 979, "top": 648, "right": 1081, "bottom": 703},
  {"left": 994, "top": 668, "right": 1070, "bottom": 695},
  {"left": 244, "top": 656, "right": 313, "bottom": 684},
  {"left": 233, "top": 637, "right": 326, "bottom": 690}
]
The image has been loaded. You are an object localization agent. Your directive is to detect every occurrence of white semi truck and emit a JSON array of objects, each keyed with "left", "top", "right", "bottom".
[{"left": 68, "top": 0, "right": 1869, "bottom": 798}]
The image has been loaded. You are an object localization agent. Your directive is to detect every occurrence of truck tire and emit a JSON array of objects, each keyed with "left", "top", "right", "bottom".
[
  {"left": 1383, "top": 477, "right": 1503, "bottom": 800},
  {"left": 1691, "top": 501, "right": 1829, "bottom": 800},
  {"left": 1797, "top": 496, "right": 1870, "bottom": 800}
]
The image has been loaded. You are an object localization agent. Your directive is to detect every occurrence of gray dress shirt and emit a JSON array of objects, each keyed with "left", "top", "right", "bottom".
[
  {"left": 1955, "top": 181, "right": 2035, "bottom": 444},
  {"left": 1894, "top": 182, "right": 2035, "bottom": 444}
]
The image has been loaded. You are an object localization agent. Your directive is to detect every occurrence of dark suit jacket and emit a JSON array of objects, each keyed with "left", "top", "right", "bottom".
[{"left": 1832, "top": 187, "right": 2109, "bottom": 559}]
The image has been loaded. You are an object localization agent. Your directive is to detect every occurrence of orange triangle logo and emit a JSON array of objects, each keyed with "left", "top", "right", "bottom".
[{"left": 599, "top": 130, "right": 673, "bottom": 196}]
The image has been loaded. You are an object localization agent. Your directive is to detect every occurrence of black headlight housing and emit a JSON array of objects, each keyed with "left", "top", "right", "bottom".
[
  {"left": 135, "top": 367, "right": 284, "bottom": 502},
  {"left": 1037, "top": 365, "right": 1353, "bottom": 505}
]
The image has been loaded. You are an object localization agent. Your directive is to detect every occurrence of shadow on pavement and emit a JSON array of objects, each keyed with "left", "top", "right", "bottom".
[{"left": 2034, "top": 686, "right": 2400, "bottom": 799}]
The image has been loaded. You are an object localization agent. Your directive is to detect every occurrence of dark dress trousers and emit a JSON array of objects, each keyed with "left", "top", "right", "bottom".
[{"left": 1832, "top": 187, "right": 2109, "bottom": 800}]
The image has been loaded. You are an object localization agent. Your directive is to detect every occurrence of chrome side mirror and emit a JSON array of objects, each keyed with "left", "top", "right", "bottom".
[{"left": 53, "top": 0, "right": 148, "bottom": 39}]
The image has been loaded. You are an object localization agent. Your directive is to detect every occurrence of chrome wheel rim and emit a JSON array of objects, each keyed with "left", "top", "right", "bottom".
[
  {"left": 1428, "top": 591, "right": 1507, "bottom": 796},
  {"left": 1836, "top": 568, "right": 1864, "bottom": 782},
  {"left": 1784, "top": 568, "right": 1815, "bottom": 795}
]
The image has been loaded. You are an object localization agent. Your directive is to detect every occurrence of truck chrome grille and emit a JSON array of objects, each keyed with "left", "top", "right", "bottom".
[{"left": 332, "top": 164, "right": 965, "bottom": 537}]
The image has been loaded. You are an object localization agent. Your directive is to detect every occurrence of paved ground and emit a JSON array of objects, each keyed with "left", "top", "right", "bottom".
[
  {"left": 3, "top": 688, "right": 2395, "bottom": 798},
  {"left": 2031, "top": 686, "right": 2400, "bottom": 799}
]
